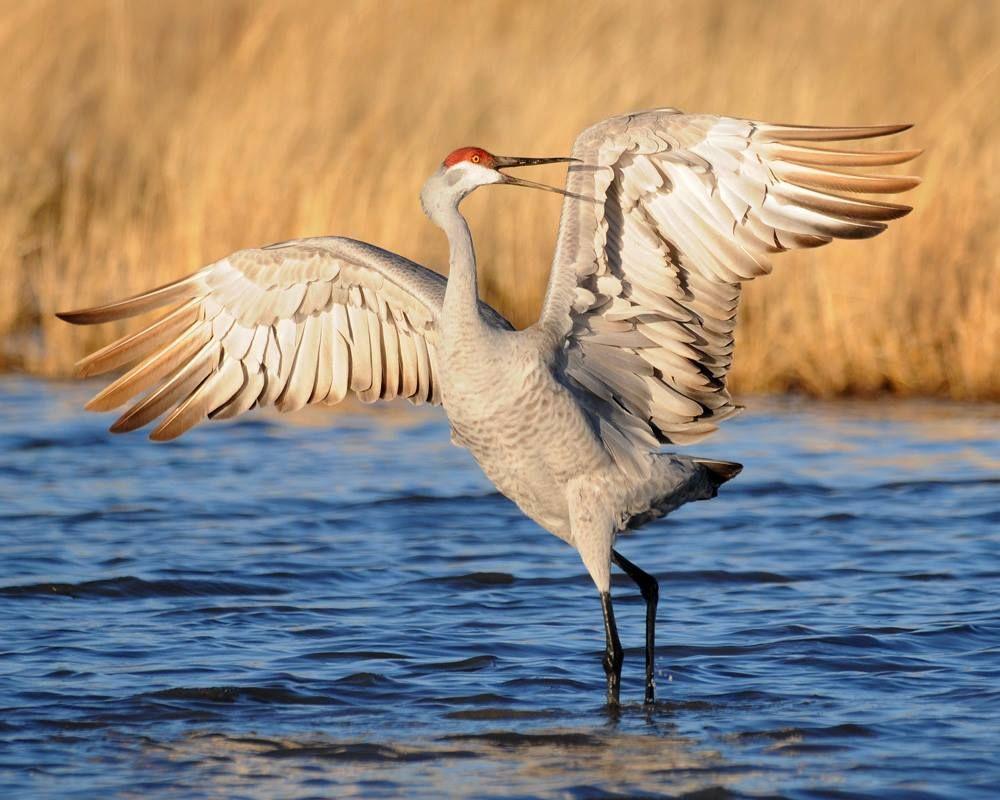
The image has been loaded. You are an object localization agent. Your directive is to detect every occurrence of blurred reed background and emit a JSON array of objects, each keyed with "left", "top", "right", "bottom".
[{"left": 0, "top": 0, "right": 996, "bottom": 397}]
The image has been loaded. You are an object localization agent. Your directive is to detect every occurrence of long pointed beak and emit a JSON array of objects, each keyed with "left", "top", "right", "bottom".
[
  {"left": 493, "top": 155, "right": 582, "bottom": 199},
  {"left": 493, "top": 155, "right": 577, "bottom": 169}
]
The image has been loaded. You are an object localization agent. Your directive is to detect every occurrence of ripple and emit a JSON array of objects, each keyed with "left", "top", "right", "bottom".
[
  {"left": 423, "top": 655, "right": 498, "bottom": 672},
  {"left": 0, "top": 576, "right": 288, "bottom": 599},
  {"left": 196, "top": 734, "right": 479, "bottom": 764},
  {"left": 431, "top": 693, "right": 514, "bottom": 706},
  {"left": 658, "top": 570, "right": 796, "bottom": 585},
  {"left": 411, "top": 571, "right": 517, "bottom": 589},
  {"left": 901, "top": 572, "right": 956, "bottom": 581},
  {"left": 727, "top": 723, "right": 877, "bottom": 743},
  {"left": 299, "top": 649, "right": 410, "bottom": 661},
  {"left": 333, "top": 671, "right": 396, "bottom": 687},
  {"left": 817, "top": 512, "right": 858, "bottom": 523},
  {"left": 876, "top": 477, "right": 1000, "bottom": 492},
  {"left": 440, "top": 731, "right": 602, "bottom": 748},
  {"left": 737, "top": 480, "right": 835, "bottom": 497},
  {"left": 144, "top": 686, "right": 341, "bottom": 705},
  {"left": 3, "top": 433, "right": 110, "bottom": 451},
  {"left": 343, "top": 491, "right": 501, "bottom": 510},
  {"left": 783, "top": 655, "right": 940, "bottom": 673},
  {"left": 445, "top": 708, "right": 559, "bottom": 721},
  {"left": 502, "top": 677, "right": 592, "bottom": 691}
]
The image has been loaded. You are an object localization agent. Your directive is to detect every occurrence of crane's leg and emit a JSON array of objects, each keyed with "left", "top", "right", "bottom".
[
  {"left": 567, "top": 479, "right": 623, "bottom": 706},
  {"left": 601, "top": 590, "right": 624, "bottom": 707},
  {"left": 612, "top": 549, "right": 659, "bottom": 704}
]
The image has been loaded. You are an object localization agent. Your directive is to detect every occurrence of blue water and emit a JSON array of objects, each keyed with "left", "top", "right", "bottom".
[{"left": 0, "top": 376, "right": 997, "bottom": 799}]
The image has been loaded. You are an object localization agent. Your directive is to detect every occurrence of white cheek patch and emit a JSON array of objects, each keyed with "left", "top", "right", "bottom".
[{"left": 447, "top": 161, "right": 502, "bottom": 189}]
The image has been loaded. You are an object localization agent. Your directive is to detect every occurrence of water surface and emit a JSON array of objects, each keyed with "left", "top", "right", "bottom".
[{"left": 1, "top": 377, "right": 998, "bottom": 798}]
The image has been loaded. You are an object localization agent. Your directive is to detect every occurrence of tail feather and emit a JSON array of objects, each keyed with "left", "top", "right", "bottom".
[
  {"left": 694, "top": 457, "right": 743, "bottom": 485},
  {"left": 620, "top": 454, "right": 743, "bottom": 533}
]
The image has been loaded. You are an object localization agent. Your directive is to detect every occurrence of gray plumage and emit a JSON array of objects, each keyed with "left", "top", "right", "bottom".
[{"left": 58, "top": 108, "right": 919, "bottom": 704}]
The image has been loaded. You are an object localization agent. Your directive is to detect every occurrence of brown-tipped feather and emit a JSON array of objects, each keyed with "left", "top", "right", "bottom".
[
  {"left": 775, "top": 182, "right": 913, "bottom": 222},
  {"left": 774, "top": 230, "right": 832, "bottom": 249},
  {"left": 110, "top": 342, "right": 220, "bottom": 433},
  {"left": 765, "top": 141, "right": 923, "bottom": 168},
  {"left": 75, "top": 300, "right": 200, "bottom": 378},
  {"left": 85, "top": 324, "right": 211, "bottom": 412},
  {"left": 772, "top": 162, "right": 922, "bottom": 194},
  {"left": 56, "top": 274, "right": 202, "bottom": 325},
  {"left": 210, "top": 365, "right": 263, "bottom": 421},
  {"left": 760, "top": 122, "right": 912, "bottom": 142},
  {"left": 757, "top": 201, "right": 888, "bottom": 240},
  {"left": 150, "top": 358, "right": 245, "bottom": 441}
]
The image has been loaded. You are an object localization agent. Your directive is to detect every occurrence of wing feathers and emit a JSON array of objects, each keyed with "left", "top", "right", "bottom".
[
  {"left": 380, "top": 314, "right": 401, "bottom": 401},
  {"left": 546, "top": 110, "right": 918, "bottom": 470},
  {"left": 773, "top": 182, "right": 912, "bottom": 222},
  {"left": 151, "top": 357, "right": 245, "bottom": 441},
  {"left": 84, "top": 322, "right": 211, "bottom": 412},
  {"left": 326, "top": 329, "right": 351, "bottom": 405},
  {"left": 211, "top": 364, "right": 262, "bottom": 420},
  {"left": 757, "top": 122, "right": 912, "bottom": 141},
  {"left": 57, "top": 237, "right": 489, "bottom": 437},
  {"left": 411, "top": 330, "right": 432, "bottom": 405},
  {"left": 771, "top": 161, "right": 921, "bottom": 194},
  {"left": 110, "top": 340, "right": 220, "bottom": 433},
  {"left": 277, "top": 311, "right": 321, "bottom": 412},
  {"left": 75, "top": 300, "right": 200, "bottom": 378},
  {"left": 55, "top": 274, "right": 203, "bottom": 325},
  {"left": 397, "top": 327, "right": 419, "bottom": 399},
  {"left": 347, "top": 303, "right": 373, "bottom": 393},
  {"left": 764, "top": 141, "right": 922, "bottom": 167},
  {"left": 311, "top": 311, "right": 335, "bottom": 404}
]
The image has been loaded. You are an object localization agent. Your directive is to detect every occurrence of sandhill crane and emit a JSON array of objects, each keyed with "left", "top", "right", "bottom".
[{"left": 58, "top": 109, "right": 919, "bottom": 705}]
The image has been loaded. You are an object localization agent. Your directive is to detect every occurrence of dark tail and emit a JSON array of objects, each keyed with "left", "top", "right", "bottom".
[{"left": 694, "top": 458, "right": 743, "bottom": 490}]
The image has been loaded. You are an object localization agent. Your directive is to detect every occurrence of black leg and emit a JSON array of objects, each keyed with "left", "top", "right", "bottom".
[
  {"left": 612, "top": 549, "right": 659, "bottom": 704},
  {"left": 600, "top": 591, "right": 623, "bottom": 706}
]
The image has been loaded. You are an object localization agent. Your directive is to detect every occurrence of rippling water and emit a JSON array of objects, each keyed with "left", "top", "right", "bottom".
[{"left": 1, "top": 376, "right": 997, "bottom": 798}]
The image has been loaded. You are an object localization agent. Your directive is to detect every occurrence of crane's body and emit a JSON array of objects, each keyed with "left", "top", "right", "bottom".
[
  {"left": 441, "top": 325, "right": 601, "bottom": 543},
  {"left": 438, "top": 273, "right": 719, "bottom": 568},
  {"left": 442, "top": 316, "right": 711, "bottom": 535},
  {"left": 57, "top": 109, "right": 919, "bottom": 705}
]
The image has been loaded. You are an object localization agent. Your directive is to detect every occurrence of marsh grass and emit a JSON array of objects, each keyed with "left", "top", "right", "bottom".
[{"left": 1, "top": 0, "right": 996, "bottom": 397}]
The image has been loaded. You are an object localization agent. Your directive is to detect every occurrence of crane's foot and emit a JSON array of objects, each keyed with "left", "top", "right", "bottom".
[{"left": 601, "top": 591, "right": 623, "bottom": 707}]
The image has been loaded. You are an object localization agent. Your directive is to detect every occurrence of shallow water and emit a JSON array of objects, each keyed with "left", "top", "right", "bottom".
[{"left": 0, "top": 376, "right": 997, "bottom": 799}]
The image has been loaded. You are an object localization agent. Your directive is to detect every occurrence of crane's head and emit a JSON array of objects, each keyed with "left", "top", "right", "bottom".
[{"left": 420, "top": 146, "right": 577, "bottom": 222}]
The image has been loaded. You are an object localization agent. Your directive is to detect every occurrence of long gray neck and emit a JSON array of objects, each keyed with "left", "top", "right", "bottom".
[{"left": 438, "top": 202, "right": 486, "bottom": 334}]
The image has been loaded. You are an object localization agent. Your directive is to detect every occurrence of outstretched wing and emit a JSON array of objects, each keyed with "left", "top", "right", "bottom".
[
  {"left": 58, "top": 236, "right": 511, "bottom": 440},
  {"left": 538, "top": 109, "right": 919, "bottom": 472}
]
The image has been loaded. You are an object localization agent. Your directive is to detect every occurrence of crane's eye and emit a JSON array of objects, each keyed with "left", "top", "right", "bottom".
[{"left": 471, "top": 154, "right": 481, "bottom": 163}]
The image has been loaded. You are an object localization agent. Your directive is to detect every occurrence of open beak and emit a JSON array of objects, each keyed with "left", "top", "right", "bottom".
[
  {"left": 493, "top": 155, "right": 577, "bottom": 169},
  {"left": 493, "top": 155, "right": 580, "bottom": 198}
]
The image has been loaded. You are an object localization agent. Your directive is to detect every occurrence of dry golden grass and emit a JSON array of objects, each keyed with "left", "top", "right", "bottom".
[{"left": 1, "top": 0, "right": 997, "bottom": 398}]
